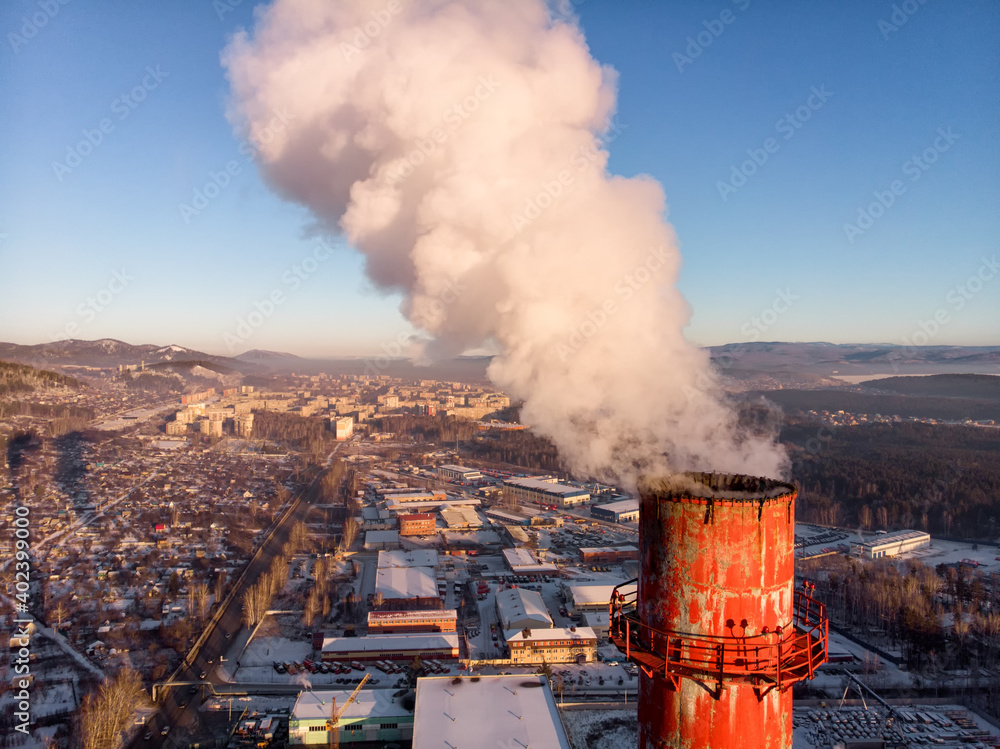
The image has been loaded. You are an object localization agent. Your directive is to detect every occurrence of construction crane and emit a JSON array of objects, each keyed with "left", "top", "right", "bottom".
[{"left": 328, "top": 672, "right": 371, "bottom": 749}]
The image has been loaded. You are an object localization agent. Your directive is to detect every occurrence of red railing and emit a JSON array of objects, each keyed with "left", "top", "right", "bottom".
[{"left": 609, "top": 579, "right": 828, "bottom": 693}]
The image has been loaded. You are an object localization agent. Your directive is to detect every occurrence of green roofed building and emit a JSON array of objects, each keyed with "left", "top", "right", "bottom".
[{"left": 289, "top": 689, "right": 414, "bottom": 745}]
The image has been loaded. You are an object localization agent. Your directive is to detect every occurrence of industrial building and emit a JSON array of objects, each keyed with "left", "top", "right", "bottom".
[
  {"left": 566, "top": 582, "right": 635, "bottom": 615},
  {"left": 436, "top": 464, "right": 482, "bottom": 482},
  {"left": 367, "top": 609, "right": 457, "bottom": 634},
  {"left": 412, "top": 675, "right": 570, "bottom": 749},
  {"left": 502, "top": 548, "right": 558, "bottom": 577},
  {"left": 288, "top": 689, "right": 413, "bottom": 745},
  {"left": 439, "top": 506, "right": 482, "bottom": 529},
  {"left": 485, "top": 508, "right": 531, "bottom": 526},
  {"left": 854, "top": 529, "right": 931, "bottom": 559},
  {"left": 506, "top": 626, "right": 597, "bottom": 665},
  {"left": 373, "top": 566, "right": 440, "bottom": 609},
  {"left": 581, "top": 611, "right": 610, "bottom": 641},
  {"left": 590, "top": 497, "right": 639, "bottom": 522},
  {"left": 377, "top": 549, "right": 438, "bottom": 568},
  {"left": 578, "top": 545, "right": 639, "bottom": 564},
  {"left": 363, "top": 529, "right": 400, "bottom": 550},
  {"left": 378, "top": 489, "right": 444, "bottom": 503},
  {"left": 398, "top": 513, "right": 436, "bottom": 536},
  {"left": 503, "top": 476, "right": 591, "bottom": 507},
  {"left": 320, "top": 633, "right": 459, "bottom": 662},
  {"left": 495, "top": 587, "right": 553, "bottom": 632}
]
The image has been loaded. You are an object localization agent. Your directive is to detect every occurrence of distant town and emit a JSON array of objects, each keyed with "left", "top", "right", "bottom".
[{"left": 1, "top": 359, "right": 999, "bottom": 748}]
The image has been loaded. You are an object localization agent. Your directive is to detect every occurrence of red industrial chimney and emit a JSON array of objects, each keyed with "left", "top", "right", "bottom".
[{"left": 610, "top": 472, "right": 828, "bottom": 749}]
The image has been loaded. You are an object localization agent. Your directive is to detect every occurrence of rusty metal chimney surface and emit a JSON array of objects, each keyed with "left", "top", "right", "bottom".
[{"left": 609, "top": 472, "right": 828, "bottom": 749}]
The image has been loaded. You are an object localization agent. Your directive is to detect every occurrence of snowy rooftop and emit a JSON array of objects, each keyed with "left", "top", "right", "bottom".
[
  {"left": 440, "top": 507, "right": 483, "bottom": 528},
  {"left": 495, "top": 587, "right": 553, "bottom": 630},
  {"left": 503, "top": 548, "right": 558, "bottom": 572},
  {"left": 365, "top": 530, "right": 400, "bottom": 543},
  {"left": 505, "top": 626, "right": 597, "bottom": 644},
  {"left": 593, "top": 498, "right": 639, "bottom": 513},
  {"left": 377, "top": 549, "right": 439, "bottom": 568},
  {"left": 579, "top": 545, "right": 638, "bottom": 555},
  {"left": 569, "top": 582, "right": 635, "bottom": 606},
  {"left": 321, "top": 633, "right": 458, "bottom": 655},
  {"left": 505, "top": 477, "right": 590, "bottom": 497},
  {"left": 413, "top": 674, "right": 570, "bottom": 749},
  {"left": 384, "top": 498, "right": 480, "bottom": 513},
  {"left": 292, "top": 689, "right": 411, "bottom": 723},
  {"left": 375, "top": 566, "right": 438, "bottom": 599}
]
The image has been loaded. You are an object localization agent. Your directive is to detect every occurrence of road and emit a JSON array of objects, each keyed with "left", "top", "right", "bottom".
[{"left": 130, "top": 466, "right": 326, "bottom": 747}]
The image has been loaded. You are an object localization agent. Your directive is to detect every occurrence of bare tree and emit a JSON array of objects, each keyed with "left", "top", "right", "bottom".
[
  {"left": 242, "top": 576, "right": 274, "bottom": 628},
  {"left": 289, "top": 520, "right": 309, "bottom": 554},
  {"left": 340, "top": 516, "right": 360, "bottom": 553},
  {"left": 76, "top": 667, "right": 146, "bottom": 749},
  {"left": 858, "top": 505, "right": 872, "bottom": 532}
]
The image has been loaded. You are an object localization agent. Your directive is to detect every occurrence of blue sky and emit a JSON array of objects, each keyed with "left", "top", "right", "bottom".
[{"left": 1, "top": 0, "right": 997, "bottom": 357}]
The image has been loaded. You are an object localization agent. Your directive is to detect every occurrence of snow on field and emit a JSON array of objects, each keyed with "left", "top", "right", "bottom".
[
  {"left": 233, "top": 635, "right": 311, "bottom": 684},
  {"left": 902, "top": 538, "right": 1000, "bottom": 569},
  {"left": 560, "top": 707, "right": 638, "bottom": 749}
]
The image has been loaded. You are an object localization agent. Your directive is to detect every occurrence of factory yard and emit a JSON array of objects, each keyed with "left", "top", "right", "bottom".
[{"left": 793, "top": 704, "right": 1000, "bottom": 749}]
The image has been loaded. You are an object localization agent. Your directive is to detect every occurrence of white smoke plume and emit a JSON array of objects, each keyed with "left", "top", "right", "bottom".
[{"left": 222, "top": 0, "right": 788, "bottom": 487}]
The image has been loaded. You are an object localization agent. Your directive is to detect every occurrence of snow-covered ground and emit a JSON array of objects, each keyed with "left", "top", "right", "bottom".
[
  {"left": 902, "top": 538, "right": 1000, "bottom": 569},
  {"left": 560, "top": 707, "right": 638, "bottom": 749}
]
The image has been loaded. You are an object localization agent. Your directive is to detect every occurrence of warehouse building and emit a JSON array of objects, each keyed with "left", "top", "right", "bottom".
[
  {"left": 502, "top": 548, "right": 558, "bottom": 577},
  {"left": 440, "top": 506, "right": 483, "bottom": 529},
  {"left": 367, "top": 609, "right": 457, "bottom": 634},
  {"left": 437, "top": 464, "right": 482, "bottom": 482},
  {"left": 412, "top": 675, "right": 570, "bottom": 749},
  {"left": 854, "top": 529, "right": 931, "bottom": 559},
  {"left": 566, "top": 582, "right": 636, "bottom": 615},
  {"left": 590, "top": 497, "right": 639, "bottom": 523},
  {"left": 374, "top": 566, "right": 441, "bottom": 609},
  {"left": 363, "top": 529, "right": 400, "bottom": 551},
  {"left": 377, "top": 549, "right": 439, "bottom": 568},
  {"left": 495, "top": 587, "right": 553, "bottom": 632},
  {"left": 503, "top": 477, "right": 590, "bottom": 508},
  {"left": 578, "top": 546, "right": 639, "bottom": 564},
  {"left": 289, "top": 689, "right": 412, "bottom": 745},
  {"left": 485, "top": 508, "right": 531, "bottom": 526},
  {"left": 320, "top": 633, "right": 459, "bottom": 662}
]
